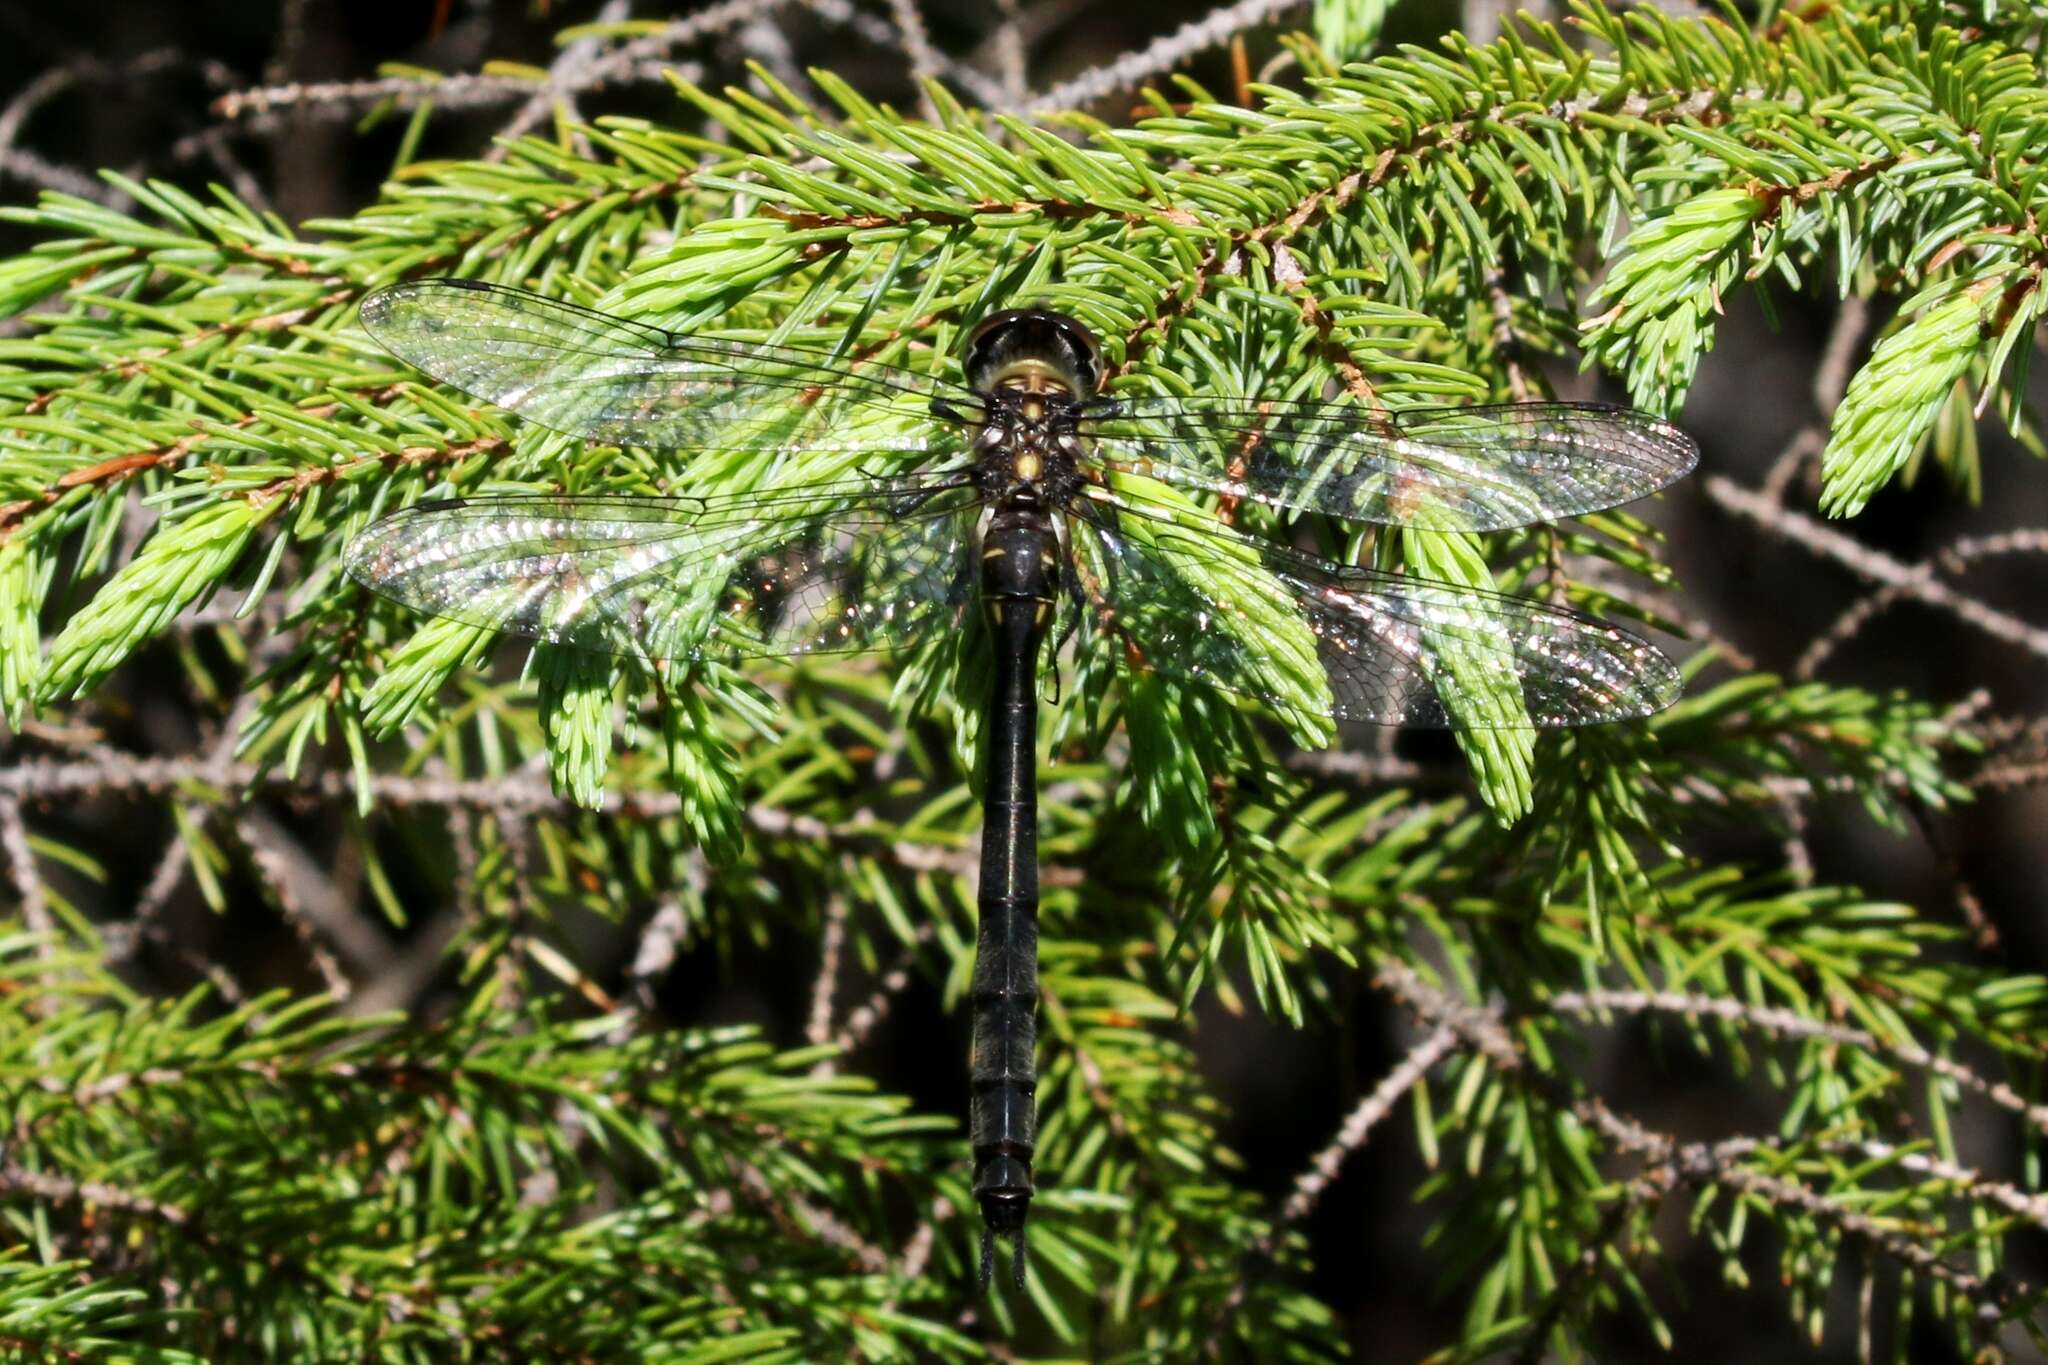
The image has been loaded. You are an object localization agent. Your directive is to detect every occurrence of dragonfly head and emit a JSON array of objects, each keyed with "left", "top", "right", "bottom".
[{"left": 965, "top": 307, "right": 1103, "bottom": 400}]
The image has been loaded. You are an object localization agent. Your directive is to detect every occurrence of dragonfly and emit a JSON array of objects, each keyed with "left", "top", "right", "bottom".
[{"left": 343, "top": 278, "right": 1698, "bottom": 1291}]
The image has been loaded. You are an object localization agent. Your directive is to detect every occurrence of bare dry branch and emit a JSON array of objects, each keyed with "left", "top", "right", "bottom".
[
  {"left": 1027, "top": 0, "right": 1308, "bottom": 113},
  {"left": 1707, "top": 474, "right": 2048, "bottom": 662}
]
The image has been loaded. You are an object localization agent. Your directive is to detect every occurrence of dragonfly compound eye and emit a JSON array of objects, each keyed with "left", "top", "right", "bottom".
[{"left": 965, "top": 308, "right": 1104, "bottom": 398}]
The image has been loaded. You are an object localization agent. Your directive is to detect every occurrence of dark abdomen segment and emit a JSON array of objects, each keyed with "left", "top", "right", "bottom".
[{"left": 971, "top": 504, "right": 1057, "bottom": 1292}]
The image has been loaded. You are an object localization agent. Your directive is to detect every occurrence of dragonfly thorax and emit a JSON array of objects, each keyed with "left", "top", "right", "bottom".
[{"left": 974, "top": 388, "right": 1086, "bottom": 508}]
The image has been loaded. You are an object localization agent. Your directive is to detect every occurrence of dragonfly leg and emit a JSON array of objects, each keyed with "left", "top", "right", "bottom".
[{"left": 870, "top": 470, "right": 976, "bottom": 519}]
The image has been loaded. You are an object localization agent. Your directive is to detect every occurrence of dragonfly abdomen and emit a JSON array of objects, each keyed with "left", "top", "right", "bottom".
[{"left": 970, "top": 505, "right": 1057, "bottom": 1290}]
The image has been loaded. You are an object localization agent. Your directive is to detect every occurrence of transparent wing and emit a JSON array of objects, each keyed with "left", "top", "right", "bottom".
[
  {"left": 1077, "top": 397, "right": 1698, "bottom": 532},
  {"left": 1069, "top": 496, "right": 1681, "bottom": 728},
  {"left": 361, "top": 279, "right": 978, "bottom": 455},
  {"left": 343, "top": 479, "right": 979, "bottom": 662}
]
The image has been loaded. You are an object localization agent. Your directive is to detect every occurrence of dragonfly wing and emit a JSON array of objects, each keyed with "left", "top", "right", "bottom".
[
  {"left": 344, "top": 481, "right": 979, "bottom": 662},
  {"left": 1078, "top": 397, "right": 1697, "bottom": 532},
  {"left": 361, "top": 279, "right": 976, "bottom": 455},
  {"left": 1069, "top": 496, "right": 1681, "bottom": 728}
]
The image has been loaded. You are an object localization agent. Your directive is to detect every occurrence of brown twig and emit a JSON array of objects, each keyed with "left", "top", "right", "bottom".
[
  {"left": 1544, "top": 987, "right": 2048, "bottom": 1139},
  {"left": 0, "top": 792, "right": 48, "bottom": 941},
  {"left": 1206, "top": 1024, "right": 1460, "bottom": 1353},
  {"left": 1707, "top": 475, "right": 2048, "bottom": 662}
]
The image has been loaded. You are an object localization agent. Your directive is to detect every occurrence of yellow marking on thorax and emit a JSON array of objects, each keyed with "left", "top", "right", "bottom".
[
  {"left": 994, "top": 360, "right": 1074, "bottom": 396},
  {"left": 1015, "top": 451, "right": 1042, "bottom": 481}
]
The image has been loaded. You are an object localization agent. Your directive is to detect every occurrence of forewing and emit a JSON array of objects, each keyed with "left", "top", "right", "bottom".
[
  {"left": 1070, "top": 497, "right": 1681, "bottom": 728},
  {"left": 1078, "top": 397, "right": 1698, "bottom": 532},
  {"left": 361, "top": 279, "right": 975, "bottom": 455},
  {"left": 343, "top": 481, "right": 978, "bottom": 662}
]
